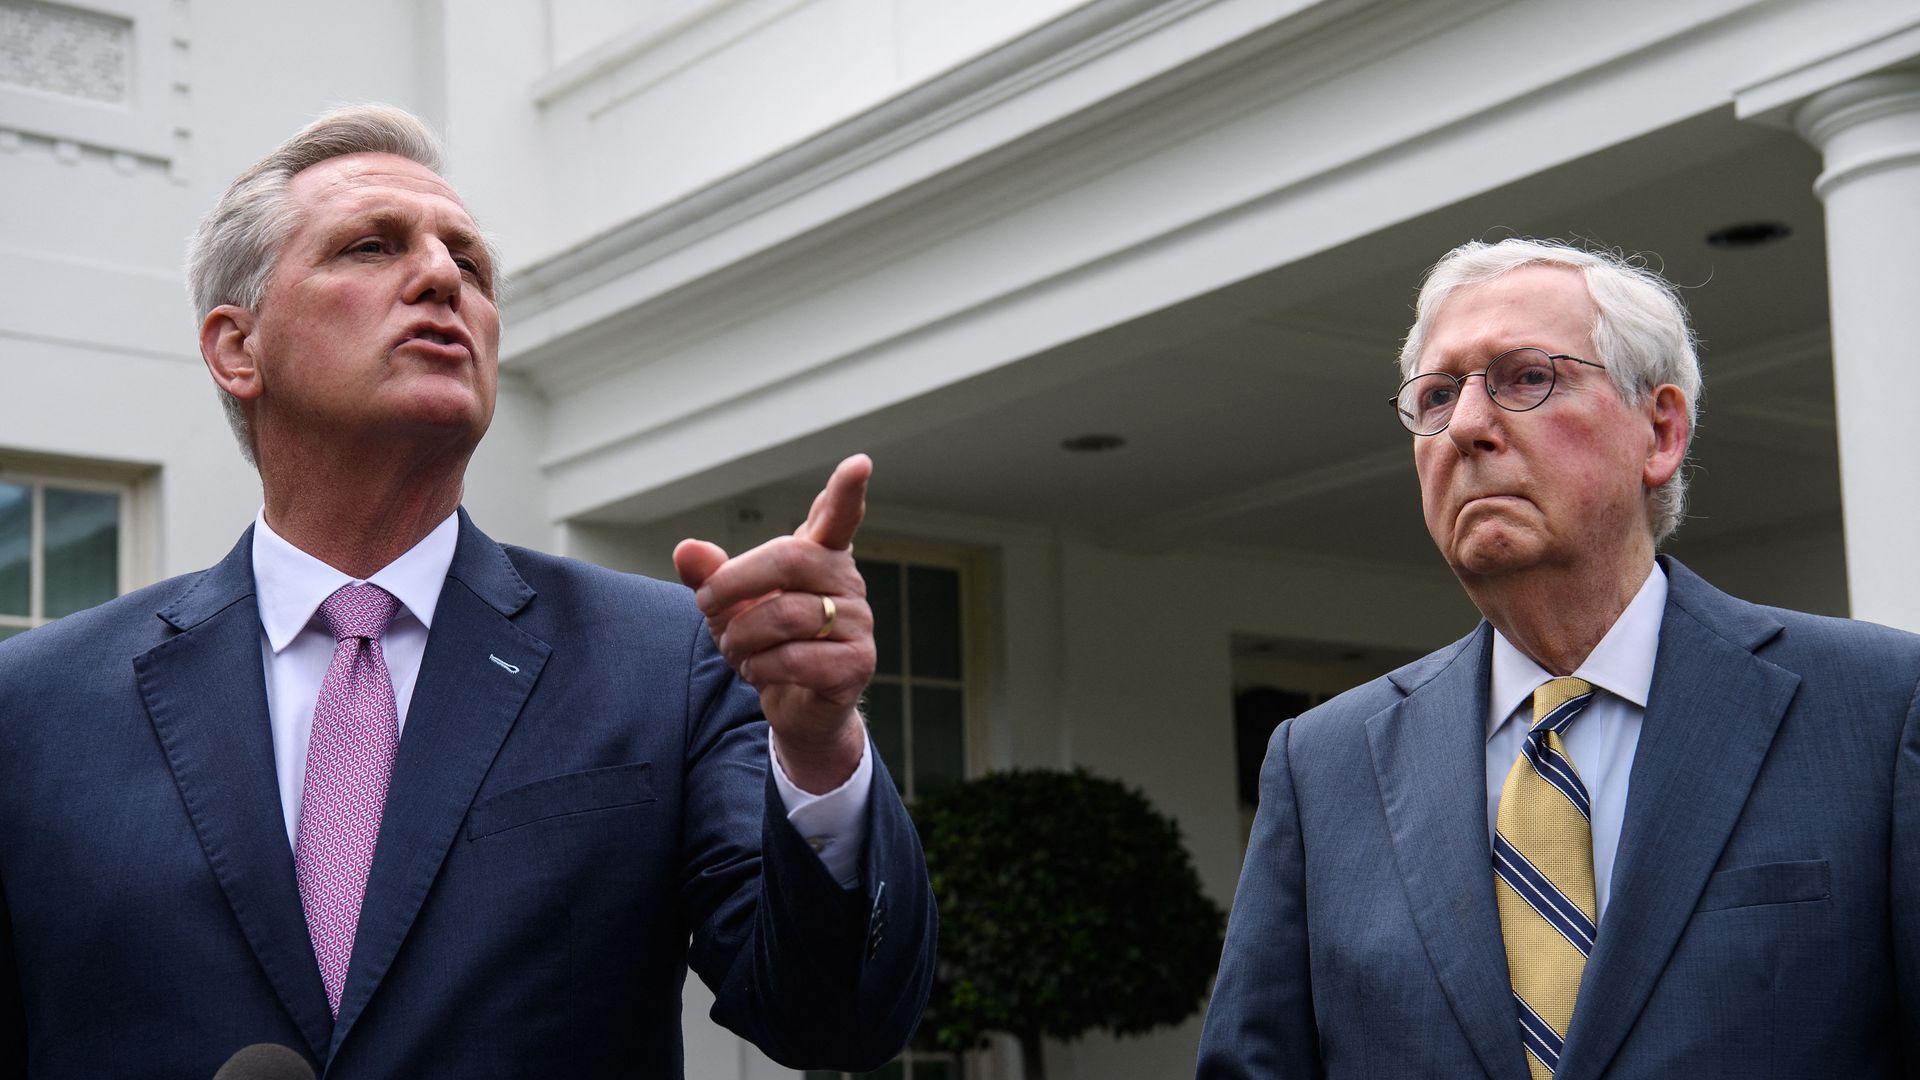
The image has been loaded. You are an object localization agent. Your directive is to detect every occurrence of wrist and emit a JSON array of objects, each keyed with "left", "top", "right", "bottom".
[{"left": 772, "top": 712, "right": 867, "bottom": 794}]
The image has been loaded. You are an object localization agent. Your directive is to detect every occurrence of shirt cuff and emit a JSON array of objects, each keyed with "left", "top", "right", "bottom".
[{"left": 769, "top": 730, "right": 873, "bottom": 889}]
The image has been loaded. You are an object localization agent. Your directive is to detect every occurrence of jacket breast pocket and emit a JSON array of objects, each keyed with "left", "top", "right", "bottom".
[
  {"left": 1694, "top": 858, "right": 1830, "bottom": 913},
  {"left": 466, "top": 761, "right": 655, "bottom": 841}
]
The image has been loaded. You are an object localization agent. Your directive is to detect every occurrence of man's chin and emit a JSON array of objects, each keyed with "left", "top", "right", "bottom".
[
  {"left": 391, "top": 388, "right": 493, "bottom": 435},
  {"left": 1445, "top": 529, "right": 1546, "bottom": 580}
]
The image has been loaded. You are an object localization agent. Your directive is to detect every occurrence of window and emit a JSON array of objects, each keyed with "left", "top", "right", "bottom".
[
  {"left": 1229, "top": 634, "right": 1423, "bottom": 839},
  {"left": 808, "top": 551, "right": 977, "bottom": 1080},
  {"left": 857, "top": 556, "right": 969, "bottom": 802},
  {"left": 0, "top": 471, "right": 130, "bottom": 641}
]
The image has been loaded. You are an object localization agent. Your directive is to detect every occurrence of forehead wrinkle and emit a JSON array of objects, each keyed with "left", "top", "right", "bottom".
[
  {"left": 293, "top": 156, "right": 478, "bottom": 226},
  {"left": 310, "top": 200, "right": 489, "bottom": 262},
  {"left": 1421, "top": 283, "right": 1597, "bottom": 374}
]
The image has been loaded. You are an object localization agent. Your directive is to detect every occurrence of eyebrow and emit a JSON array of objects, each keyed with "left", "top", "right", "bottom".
[{"left": 334, "top": 208, "right": 489, "bottom": 264}]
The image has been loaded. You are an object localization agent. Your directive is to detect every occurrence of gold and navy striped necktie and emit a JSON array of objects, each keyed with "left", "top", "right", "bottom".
[{"left": 1493, "top": 676, "right": 1597, "bottom": 1080}]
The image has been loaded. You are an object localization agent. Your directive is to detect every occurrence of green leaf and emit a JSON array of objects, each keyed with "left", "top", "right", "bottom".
[{"left": 909, "top": 768, "right": 1227, "bottom": 1052}]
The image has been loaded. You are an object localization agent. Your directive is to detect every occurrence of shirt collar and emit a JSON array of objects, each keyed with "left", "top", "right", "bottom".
[
  {"left": 1487, "top": 561, "right": 1668, "bottom": 741},
  {"left": 251, "top": 509, "right": 460, "bottom": 653}
]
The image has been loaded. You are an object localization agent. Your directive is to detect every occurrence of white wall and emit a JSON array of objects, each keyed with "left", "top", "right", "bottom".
[
  {"left": 0, "top": 0, "right": 458, "bottom": 579},
  {"left": 489, "top": 0, "right": 1086, "bottom": 269},
  {"left": 464, "top": 372, "right": 555, "bottom": 551}
]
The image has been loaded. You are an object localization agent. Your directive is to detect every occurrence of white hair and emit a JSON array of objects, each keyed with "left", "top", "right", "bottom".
[
  {"left": 1399, "top": 238, "right": 1702, "bottom": 544},
  {"left": 185, "top": 104, "right": 475, "bottom": 464}
]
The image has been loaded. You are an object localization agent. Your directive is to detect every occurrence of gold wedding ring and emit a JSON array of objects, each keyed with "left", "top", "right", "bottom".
[{"left": 814, "top": 595, "right": 837, "bottom": 639}]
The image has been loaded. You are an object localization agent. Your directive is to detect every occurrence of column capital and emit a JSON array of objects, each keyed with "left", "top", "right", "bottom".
[
  {"left": 1796, "top": 67, "right": 1920, "bottom": 140},
  {"left": 1791, "top": 67, "right": 1920, "bottom": 200}
]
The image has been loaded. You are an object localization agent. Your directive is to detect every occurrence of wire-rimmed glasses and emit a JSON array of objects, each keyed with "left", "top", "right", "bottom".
[{"left": 1390, "top": 348, "right": 1608, "bottom": 436}]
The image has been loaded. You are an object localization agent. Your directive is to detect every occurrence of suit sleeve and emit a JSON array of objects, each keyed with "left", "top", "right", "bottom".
[
  {"left": 677, "top": 617, "right": 936, "bottom": 1072},
  {"left": 1891, "top": 668, "right": 1920, "bottom": 1068},
  {"left": 0, "top": 872, "right": 22, "bottom": 1080},
  {"left": 1196, "top": 717, "right": 1324, "bottom": 1080}
]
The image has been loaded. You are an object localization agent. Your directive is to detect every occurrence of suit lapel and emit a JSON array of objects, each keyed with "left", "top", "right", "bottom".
[
  {"left": 134, "top": 529, "right": 335, "bottom": 1060},
  {"left": 1368, "top": 625, "right": 1530, "bottom": 1080},
  {"left": 1555, "top": 559, "right": 1797, "bottom": 1080},
  {"left": 329, "top": 514, "right": 551, "bottom": 1052}
]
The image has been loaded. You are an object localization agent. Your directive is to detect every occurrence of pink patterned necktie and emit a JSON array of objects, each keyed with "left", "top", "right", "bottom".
[{"left": 295, "top": 583, "right": 402, "bottom": 1017}]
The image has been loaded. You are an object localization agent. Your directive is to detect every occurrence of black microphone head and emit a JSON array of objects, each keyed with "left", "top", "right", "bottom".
[{"left": 211, "top": 1043, "right": 317, "bottom": 1080}]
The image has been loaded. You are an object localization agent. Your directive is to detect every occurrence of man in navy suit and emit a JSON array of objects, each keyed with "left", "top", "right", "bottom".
[
  {"left": 1197, "top": 239, "right": 1920, "bottom": 1079},
  {"left": 0, "top": 105, "right": 934, "bottom": 1078}
]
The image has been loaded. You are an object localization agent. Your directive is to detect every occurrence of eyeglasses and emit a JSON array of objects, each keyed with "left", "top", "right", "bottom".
[{"left": 1390, "top": 348, "right": 1608, "bottom": 436}]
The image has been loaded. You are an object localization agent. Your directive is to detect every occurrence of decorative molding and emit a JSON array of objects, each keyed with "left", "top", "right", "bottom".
[
  {"left": 0, "top": 123, "right": 170, "bottom": 173},
  {"left": 502, "top": 0, "right": 1461, "bottom": 404},
  {"left": 0, "top": 0, "right": 193, "bottom": 182},
  {"left": 0, "top": 1, "right": 132, "bottom": 103},
  {"left": 1734, "top": 17, "right": 1920, "bottom": 126},
  {"left": 531, "top": 0, "right": 803, "bottom": 108},
  {"left": 1794, "top": 70, "right": 1920, "bottom": 198},
  {"left": 506, "top": 0, "right": 1244, "bottom": 317}
]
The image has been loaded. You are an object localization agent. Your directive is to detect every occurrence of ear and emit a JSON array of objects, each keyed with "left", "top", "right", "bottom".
[
  {"left": 1642, "top": 383, "right": 1690, "bottom": 490},
  {"left": 200, "top": 304, "right": 264, "bottom": 403}
]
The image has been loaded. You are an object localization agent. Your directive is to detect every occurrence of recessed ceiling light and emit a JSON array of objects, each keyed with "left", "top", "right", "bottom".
[
  {"left": 1060, "top": 433, "right": 1126, "bottom": 453},
  {"left": 1705, "top": 221, "right": 1792, "bottom": 248}
]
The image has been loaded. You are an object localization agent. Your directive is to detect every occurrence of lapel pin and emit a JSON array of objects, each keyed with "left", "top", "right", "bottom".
[{"left": 488, "top": 654, "right": 520, "bottom": 674}]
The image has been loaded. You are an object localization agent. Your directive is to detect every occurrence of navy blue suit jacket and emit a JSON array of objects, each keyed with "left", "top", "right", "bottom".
[
  {"left": 1198, "top": 558, "right": 1920, "bottom": 1079},
  {"left": 0, "top": 513, "right": 935, "bottom": 1078}
]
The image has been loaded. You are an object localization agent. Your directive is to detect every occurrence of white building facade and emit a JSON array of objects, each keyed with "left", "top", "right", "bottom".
[{"left": 4, "top": 0, "right": 1917, "bottom": 1076}]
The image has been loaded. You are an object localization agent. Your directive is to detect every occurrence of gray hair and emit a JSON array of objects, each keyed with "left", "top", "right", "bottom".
[
  {"left": 1398, "top": 238, "right": 1702, "bottom": 544},
  {"left": 185, "top": 104, "right": 449, "bottom": 464}
]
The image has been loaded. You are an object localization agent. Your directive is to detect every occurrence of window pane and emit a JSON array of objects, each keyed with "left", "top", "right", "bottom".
[
  {"left": 911, "top": 686, "right": 964, "bottom": 792},
  {"left": 865, "top": 681, "right": 905, "bottom": 793},
  {"left": 860, "top": 559, "right": 902, "bottom": 676},
  {"left": 907, "top": 566, "right": 960, "bottom": 679},
  {"left": 0, "top": 482, "right": 27, "bottom": 616},
  {"left": 0, "top": 624, "right": 28, "bottom": 641},
  {"left": 42, "top": 487, "right": 119, "bottom": 617}
]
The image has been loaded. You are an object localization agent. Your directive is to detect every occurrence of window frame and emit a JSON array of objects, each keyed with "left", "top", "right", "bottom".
[
  {"left": 854, "top": 535, "right": 990, "bottom": 803},
  {"left": 0, "top": 456, "right": 151, "bottom": 636}
]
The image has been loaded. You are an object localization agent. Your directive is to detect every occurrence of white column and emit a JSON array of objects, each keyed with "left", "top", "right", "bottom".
[{"left": 1795, "top": 68, "right": 1920, "bottom": 634}]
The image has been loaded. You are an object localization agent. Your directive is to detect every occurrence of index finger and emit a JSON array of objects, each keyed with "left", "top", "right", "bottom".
[{"left": 796, "top": 454, "right": 871, "bottom": 551}]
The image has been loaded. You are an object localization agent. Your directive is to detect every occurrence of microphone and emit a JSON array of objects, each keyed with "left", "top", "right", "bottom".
[{"left": 211, "top": 1043, "right": 316, "bottom": 1080}]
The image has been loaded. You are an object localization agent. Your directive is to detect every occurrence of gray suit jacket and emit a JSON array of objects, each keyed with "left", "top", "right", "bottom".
[{"left": 1197, "top": 557, "right": 1920, "bottom": 1079}]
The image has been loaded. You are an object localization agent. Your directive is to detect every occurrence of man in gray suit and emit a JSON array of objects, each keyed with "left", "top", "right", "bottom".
[{"left": 1197, "top": 238, "right": 1920, "bottom": 1079}]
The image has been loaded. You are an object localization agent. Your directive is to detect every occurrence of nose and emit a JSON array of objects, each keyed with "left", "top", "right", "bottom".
[
  {"left": 1444, "top": 373, "right": 1503, "bottom": 452},
  {"left": 405, "top": 239, "right": 464, "bottom": 311}
]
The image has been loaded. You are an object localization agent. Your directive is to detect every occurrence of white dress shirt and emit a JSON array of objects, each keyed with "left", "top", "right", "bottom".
[
  {"left": 1485, "top": 563, "right": 1667, "bottom": 922},
  {"left": 250, "top": 510, "right": 872, "bottom": 886}
]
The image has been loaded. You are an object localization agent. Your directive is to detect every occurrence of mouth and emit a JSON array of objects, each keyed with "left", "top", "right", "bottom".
[
  {"left": 1458, "top": 493, "right": 1530, "bottom": 518},
  {"left": 394, "top": 323, "right": 474, "bottom": 358}
]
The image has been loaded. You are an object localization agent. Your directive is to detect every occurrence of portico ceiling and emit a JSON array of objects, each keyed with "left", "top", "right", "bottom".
[
  {"left": 747, "top": 107, "right": 1838, "bottom": 576},
  {"left": 514, "top": 0, "right": 1881, "bottom": 623}
]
